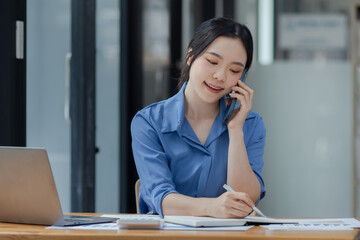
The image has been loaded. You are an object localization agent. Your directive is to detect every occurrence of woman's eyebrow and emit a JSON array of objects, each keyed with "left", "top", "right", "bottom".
[{"left": 206, "top": 51, "right": 245, "bottom": 67}]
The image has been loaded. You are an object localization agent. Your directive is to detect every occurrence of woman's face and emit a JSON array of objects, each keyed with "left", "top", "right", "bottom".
[{"left": 187, "top": 36, "right": 247, "bottom": 104}]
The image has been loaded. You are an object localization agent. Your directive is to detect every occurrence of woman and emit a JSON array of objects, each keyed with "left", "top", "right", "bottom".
[{"left": 131, "top": 17, "right": 266, "bottom": 218}]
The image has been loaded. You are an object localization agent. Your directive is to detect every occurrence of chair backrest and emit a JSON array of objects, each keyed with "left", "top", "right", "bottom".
[{"left": 135, "top": 179, "right": 140, "bottom": 214}]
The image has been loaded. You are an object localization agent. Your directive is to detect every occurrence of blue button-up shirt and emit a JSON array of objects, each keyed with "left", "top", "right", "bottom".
[{"left": 131, "top": 83, "right": 266, "bottom": 217}]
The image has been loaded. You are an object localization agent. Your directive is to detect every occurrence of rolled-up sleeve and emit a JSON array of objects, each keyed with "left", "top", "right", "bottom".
[{"left": 131, "top": 113, "right": 178, "bottom": 216}]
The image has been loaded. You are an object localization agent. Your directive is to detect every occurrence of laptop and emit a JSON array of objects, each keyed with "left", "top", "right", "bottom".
[{"left": 0, "top": 147, "right": 117, "bottom": 226}]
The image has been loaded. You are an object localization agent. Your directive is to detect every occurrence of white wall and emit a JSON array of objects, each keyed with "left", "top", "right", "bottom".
[{"left": 248, "top": 61, "right": 353, "bottom": 217}]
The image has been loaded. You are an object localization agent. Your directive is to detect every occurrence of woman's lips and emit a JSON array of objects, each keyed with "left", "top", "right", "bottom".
[{"left": 204, "top": 82, "right": 224, "bottom": 93}]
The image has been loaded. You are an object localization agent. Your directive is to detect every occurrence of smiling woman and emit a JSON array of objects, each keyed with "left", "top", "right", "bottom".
[
  {"left": 186, "top": 36, "right": 247, "bottom": 104},
  {"left": 131, "top": 17, "right": 266, "bottom": 219}
]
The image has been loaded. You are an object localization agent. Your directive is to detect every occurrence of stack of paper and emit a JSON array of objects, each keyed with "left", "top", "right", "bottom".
[{"left": 261, "top": 218, "right": 360, "bottom": 231}]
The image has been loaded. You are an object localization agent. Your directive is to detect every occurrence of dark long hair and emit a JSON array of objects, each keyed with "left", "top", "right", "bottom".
[{"left": 178, "top": 17, "right": 253, "bottom": 87}]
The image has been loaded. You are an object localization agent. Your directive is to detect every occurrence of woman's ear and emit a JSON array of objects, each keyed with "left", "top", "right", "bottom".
[{"left": 186, "top": 48, "right": 193, "bottom": 66}]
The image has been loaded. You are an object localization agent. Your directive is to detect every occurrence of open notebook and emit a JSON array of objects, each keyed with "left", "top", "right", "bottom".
[
  {"left": 164, "top": 216, "right": 299, "bottom": 227},
  {"left": 0, "top": 147, "right": 117, "bottom": 226}
]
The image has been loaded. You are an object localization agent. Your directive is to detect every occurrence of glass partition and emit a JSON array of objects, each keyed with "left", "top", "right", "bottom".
[
  {"left": 27, "top": 0, "right": 121, "bottom": 213},
  {"left": 27, "top": 0, "right": 71, "bottom": 212},
  {"left": 235, "top": 0, "right": 353, "bottom": 217},
  {"left": 95, "top": 0, "right": 120, "bottom": 213}
]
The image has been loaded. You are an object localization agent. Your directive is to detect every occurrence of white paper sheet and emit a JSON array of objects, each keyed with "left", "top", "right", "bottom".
[{"left": 261, "top": 218, "right": 360, "bottom": 230}]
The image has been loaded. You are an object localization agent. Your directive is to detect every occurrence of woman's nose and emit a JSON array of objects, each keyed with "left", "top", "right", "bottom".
[{"left": 213, "top": 68, "right": 226, "bottom": 81}]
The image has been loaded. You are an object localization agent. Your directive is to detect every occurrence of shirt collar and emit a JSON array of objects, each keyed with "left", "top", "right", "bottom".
[
  {"left": 161, "top": 82, "right": 187, "bottom": 133},
  {"left": 160, "top": 82, "right": 255, "bottom": 133}
]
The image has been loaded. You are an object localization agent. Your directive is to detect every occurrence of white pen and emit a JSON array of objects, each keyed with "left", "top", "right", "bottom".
[{"left": 223, "top": 184, "right": 267, "bottom": 218}]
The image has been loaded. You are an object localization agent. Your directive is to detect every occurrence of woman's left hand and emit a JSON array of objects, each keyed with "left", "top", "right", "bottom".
[{"left": 227, "top": 80, "right": 254, "bottom": 130}]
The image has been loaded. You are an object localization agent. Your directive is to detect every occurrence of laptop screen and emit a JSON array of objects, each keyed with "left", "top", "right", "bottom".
[{"left": 0, "top": 147, "right": 64, "bottom": 225}]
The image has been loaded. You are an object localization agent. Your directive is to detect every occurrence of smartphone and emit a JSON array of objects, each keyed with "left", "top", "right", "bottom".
[{"left": 223, "top": 69, "right": 248, "bottom": 124}]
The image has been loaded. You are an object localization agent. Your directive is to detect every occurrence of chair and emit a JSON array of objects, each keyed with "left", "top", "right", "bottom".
[{"left": 135, "top": 179, "right": 140, "bottom": 214}]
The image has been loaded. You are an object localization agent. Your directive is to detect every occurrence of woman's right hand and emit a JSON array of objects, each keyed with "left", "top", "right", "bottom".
[{"left": 207, "top": 191, "right": 254, "bottom": 218}]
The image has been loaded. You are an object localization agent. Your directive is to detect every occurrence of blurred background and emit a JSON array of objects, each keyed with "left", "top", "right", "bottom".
[{"left": 1, "top": 0, "right": 359, "bottom": 218}]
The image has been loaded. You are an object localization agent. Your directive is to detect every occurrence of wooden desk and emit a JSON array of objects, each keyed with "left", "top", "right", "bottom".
[{"left": 0, "top": 214, "right": 359, "bottom": 240}]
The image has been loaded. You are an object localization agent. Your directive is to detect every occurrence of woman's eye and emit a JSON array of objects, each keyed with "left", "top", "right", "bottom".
[
  {"left": 206, "top": 59, "right": 217, "bottom": 65},
  {"left": 230, "top": 69, "right": 241, "bottom": 74}
]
